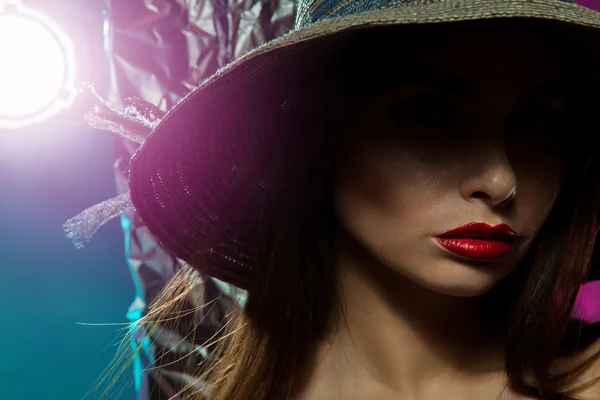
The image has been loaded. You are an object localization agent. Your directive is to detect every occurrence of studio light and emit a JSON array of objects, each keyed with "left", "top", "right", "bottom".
[{"left": 0, "top": 2, "right": 76, "bottom": 129}]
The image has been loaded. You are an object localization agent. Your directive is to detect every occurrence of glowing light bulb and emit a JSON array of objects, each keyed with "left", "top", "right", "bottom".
[{"left": 0, "top": 4, "right": 76, "bottom": 129}]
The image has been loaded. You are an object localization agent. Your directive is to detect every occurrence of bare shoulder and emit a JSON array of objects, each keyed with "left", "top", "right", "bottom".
[{"left": 551, "top": 337, "right": 600, "bottom": 399}]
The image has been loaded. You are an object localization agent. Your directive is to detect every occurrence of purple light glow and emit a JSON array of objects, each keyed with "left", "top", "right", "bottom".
[{"left": 573, "top": 280, "right": 600, "bottom": 324}]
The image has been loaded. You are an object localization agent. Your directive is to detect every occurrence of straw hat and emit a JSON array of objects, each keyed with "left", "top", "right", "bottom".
[{"left": 126, "top": 0, "right": 600, "bottom": 290}]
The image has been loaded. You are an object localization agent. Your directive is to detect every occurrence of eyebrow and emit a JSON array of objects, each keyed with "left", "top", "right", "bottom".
[
  {"left": 392, "top": 69, "right": 583, "bottom": 102},
  {"left": 528, "top": 81, "right": 584, "bottom": 101},
  {"left": 392, "top": 68, "right": 474, "bottom": 96}
]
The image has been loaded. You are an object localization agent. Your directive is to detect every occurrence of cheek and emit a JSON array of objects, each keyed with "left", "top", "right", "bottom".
[
  {"left": 516, "top": 174, "right": 563, "bottom": 237},
  {"left": 512, "top": 155, "right": 565, "bottom": 232},
  {"left": 332, "top": 142, "right": 444, "bottom": 254}
]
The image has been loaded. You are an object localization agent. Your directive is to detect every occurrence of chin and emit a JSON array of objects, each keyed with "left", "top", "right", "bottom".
[
  {"left": 403, "top": 260, "right": 510, "bottom": 298},
  {"left": 427, "top": 282, "right": 497, "bottom": 298}
]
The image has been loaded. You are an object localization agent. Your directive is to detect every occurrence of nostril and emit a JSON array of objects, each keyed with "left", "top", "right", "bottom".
[{"left": 472, "top": 191, "right": 491, "bottom": 201}]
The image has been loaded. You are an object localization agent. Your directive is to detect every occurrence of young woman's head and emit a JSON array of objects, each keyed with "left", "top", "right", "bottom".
[{"left": 333, "top": 19, "right": 576, "bottom": 299}]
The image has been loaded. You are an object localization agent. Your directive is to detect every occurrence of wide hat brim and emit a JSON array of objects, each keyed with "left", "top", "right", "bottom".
[{"left": 129, "top": 0, "right": 600, "bottom": 290}]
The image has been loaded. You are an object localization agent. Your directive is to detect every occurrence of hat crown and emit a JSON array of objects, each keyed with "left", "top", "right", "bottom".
[{"left": 295, "top": 0, "right": 580, "bottom": 29}]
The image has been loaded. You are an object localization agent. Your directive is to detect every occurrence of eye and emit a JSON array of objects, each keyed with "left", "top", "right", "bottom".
[
  {"left": 389, "top": 95, "right": 456, "bottom": 127},
  {"left": 509, "top": 105, "right": 570, "bottom": 141}
]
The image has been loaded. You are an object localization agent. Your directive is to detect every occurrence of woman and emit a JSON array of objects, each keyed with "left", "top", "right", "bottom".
[{"left": 76, "top": 0, "right": 600, "bottom": 399}]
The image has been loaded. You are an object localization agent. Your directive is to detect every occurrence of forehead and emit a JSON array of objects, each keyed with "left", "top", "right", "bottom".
[{"left": 415, "top": 21, "right": 578, "bottom": 95}]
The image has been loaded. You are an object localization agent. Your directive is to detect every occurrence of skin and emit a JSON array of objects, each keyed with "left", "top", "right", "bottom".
[{"left": 295, "top": 22, "right": 595, "bottom": 399}]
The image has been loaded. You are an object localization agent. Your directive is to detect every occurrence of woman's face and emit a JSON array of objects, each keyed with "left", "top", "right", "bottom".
[{"left": 334, "top": 23, "right": 582, "bottom": 297}]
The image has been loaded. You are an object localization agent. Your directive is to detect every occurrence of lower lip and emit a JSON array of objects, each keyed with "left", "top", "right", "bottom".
[{"left": 435, "top": 238, "right": 513, "bottom": 260}]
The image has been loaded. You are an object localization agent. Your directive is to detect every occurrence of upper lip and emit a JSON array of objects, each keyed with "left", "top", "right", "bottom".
[{"left": 436, "top": 222, "right": 518, "bottom": 242}]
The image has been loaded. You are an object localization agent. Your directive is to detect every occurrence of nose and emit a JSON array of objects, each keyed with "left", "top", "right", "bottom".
[{"left": 459, "top": 146, "right": 517, "bottom": 209}]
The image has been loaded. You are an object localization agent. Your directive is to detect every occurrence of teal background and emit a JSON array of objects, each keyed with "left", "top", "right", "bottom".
[{"left": 0, "top": 1, "right": 136, "bottom": 399}]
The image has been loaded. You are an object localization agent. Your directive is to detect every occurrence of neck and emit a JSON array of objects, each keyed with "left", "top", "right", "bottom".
[{"left": 298, "top": 234, "right": 509, "bottom": 398}]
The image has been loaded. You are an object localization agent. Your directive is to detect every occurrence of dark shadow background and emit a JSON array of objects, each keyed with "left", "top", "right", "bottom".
[{"left": 0, "top": 1, "right": 136, "bottom": 399}]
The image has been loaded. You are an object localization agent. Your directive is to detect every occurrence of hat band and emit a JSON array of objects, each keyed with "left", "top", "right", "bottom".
[{"left": 295, "top": 0, "right": 580, "bottom": 29}]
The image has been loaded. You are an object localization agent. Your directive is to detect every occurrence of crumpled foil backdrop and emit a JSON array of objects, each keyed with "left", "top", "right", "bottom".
[{"left": 102, "top": 0, "right": 295, "bottom": 398}]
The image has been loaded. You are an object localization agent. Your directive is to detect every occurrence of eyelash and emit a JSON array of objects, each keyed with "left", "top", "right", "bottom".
[
  {"left": 389, "top": 96, "right": 571, "bottom": 138},
  {"left": 390, "top": 96, "right": 457, "bottom": 126},
  {"left": 509, "top": 107, "right": 571, "bottom": 139}
]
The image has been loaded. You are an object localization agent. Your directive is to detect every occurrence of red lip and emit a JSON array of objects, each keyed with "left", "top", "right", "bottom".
[{"left": 435, "top": 222, "right": 518, "bottom": 260}]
